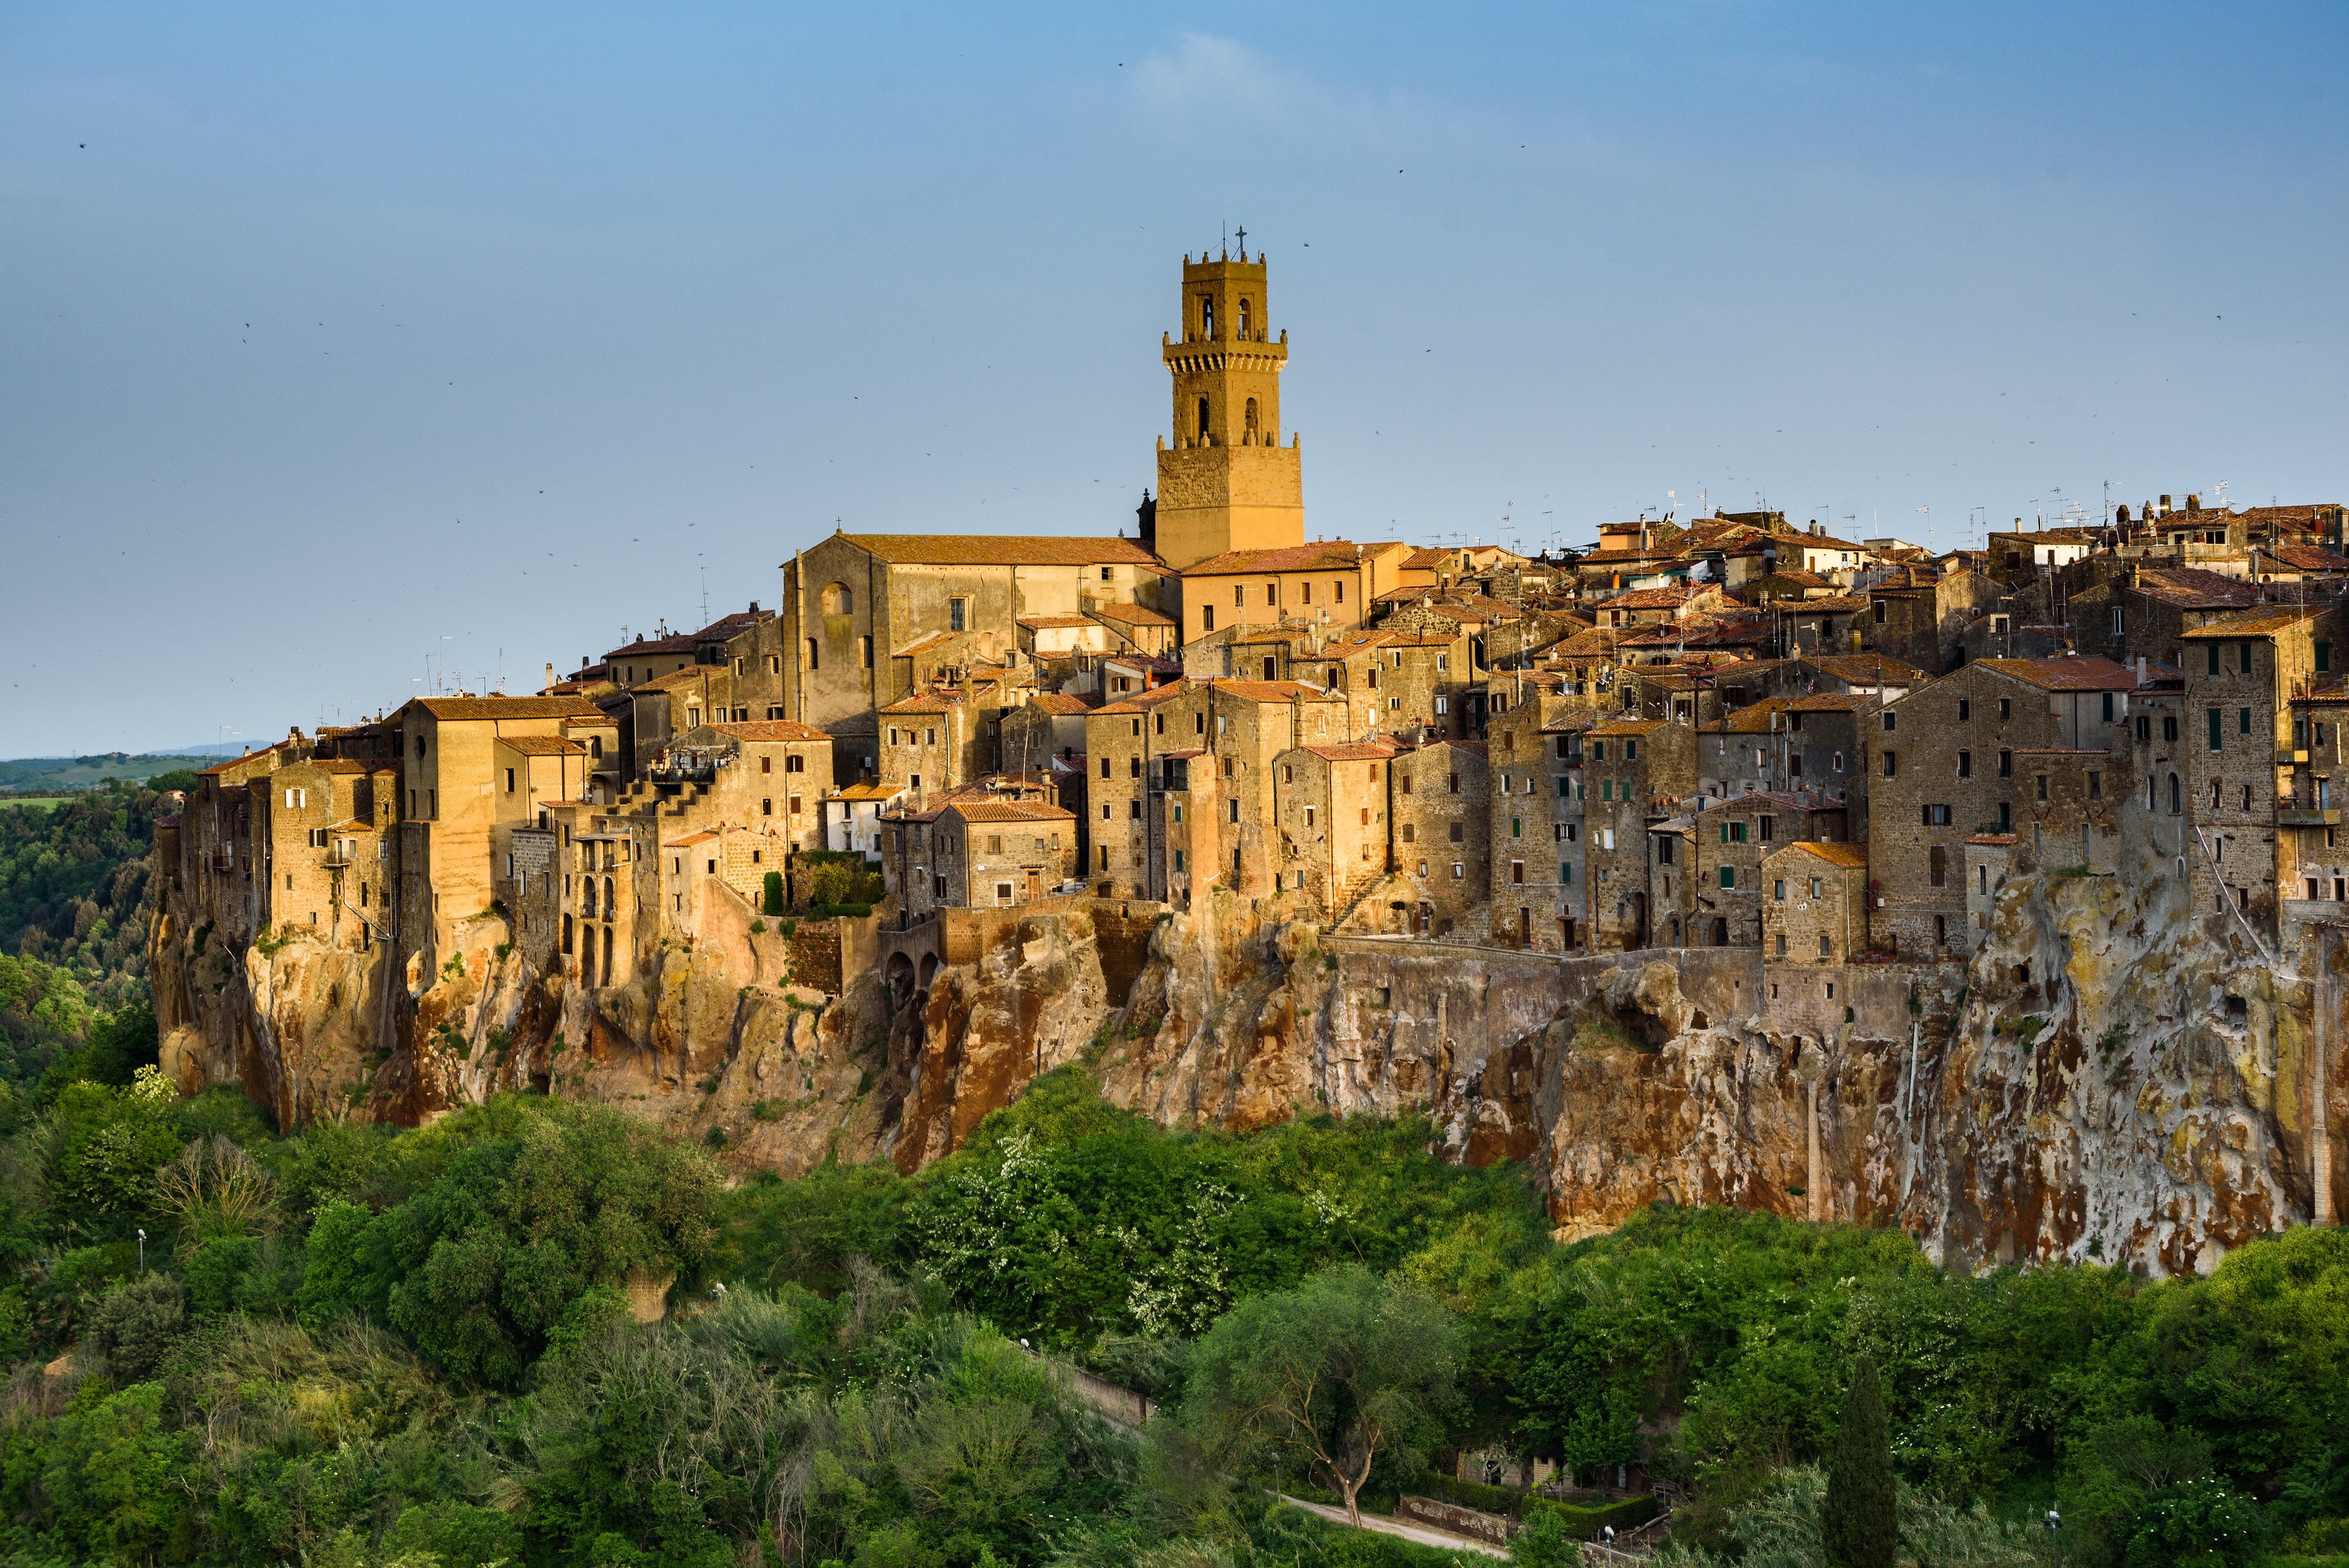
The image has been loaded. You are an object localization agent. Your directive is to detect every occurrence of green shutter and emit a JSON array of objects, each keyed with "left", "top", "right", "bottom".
[{"left": 1720, "top": 865, "right": 1736, "bottom": 890}]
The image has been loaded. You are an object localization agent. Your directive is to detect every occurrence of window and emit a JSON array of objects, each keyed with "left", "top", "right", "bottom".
[
  {"left": 862, "top": 635, "right": 874, "bottom": 667},
  {"left": 1453, "top": 862, "right": 1465, "bottom": 879},
  {"left": 1720, "top": 865, "right": 1736, "bottom": 890},
  {"left": 1197, "top": 396, "right": 1210, "bottom": 437},
  {"left": 1334, "top": 579, "right": 1344, "bottom": 603},
  {"left": 1999, "top": 748, "right": 2013, "bottom": 778},
  {"left": 1774, "top": 878, "right": 1786, "bottom": 901},
  {"left": 2000, "top": 698, "right": 2012, "bottom": 720},
  {"left": 2111, "top": 606, "right": 2125, "bottom": 636},
  {"left": 1201, "top": 605, "right": 1214, "bottom": 632},
  {"left": 1882, "top": 751, "right": 1897, "bottom": 778},
  {"left": 2208, "top": 644, "right": 2222, "bottom": 676},
  {"left": 762, "top": 797, "right": 772, "bottom": 816},
  {"left": 2240, "top": 642, "right": 2256, "bottom": 674},
  {"left": 1659, "top": 836, "right": 1676, "bottom": 864},
  {"left": 1200, "top": 297, "right": 1213, "bottom": 336},
  {"left": 1449, "top": 821, "right": 1464, "bottom": 843},
  {"left": 1959, "top": 698, "right": 1971, "bottom": 721},
  {"left": 2321, "top": 641, "right": 2334, "bottom": 674},
  {"left": 1923, "top": 803, "right": 1952, "bottom": 825},
  {"left": 2240, "top": 707, "right": 2253, "bottom": 735},
  {"left": 807, "top": 637, "right": 820, "bottom": 670},
  {"left": 1720, "top": 821, "right": 1747, "bottom": 844},
  {"left": 1265, "top": 581, "right": 1278, "bottom": 605},
  {"left": 823, "top": 583, "right": 853, "bottom": 615},
  {"left": 1958, "top": 749, "right": 1973, "bottom": 778},
  {"left": 2164, "top": 715, "right": 2178, "bottom": 742},
  {"left": 1511, "top": 861, "right": 1525, "bottom": 884},
  {"left": 1776, "top": 933, "right": 1788, "bottom": 956},
  {"left": 2209, "top": 708, "right": 2224, "bottom": 748},
  {"left": 1819, "top": 934, "right": 1831, "bottom": 958},
  {"left": 1883, "top": 712, "right": 1896, "bottom": 732},
  {"left": 2088, "top": 772, "right": 2101, "bottom": 800},
  {"left": 1626, "top": 740, "right": 1639, "bottom": 761}
]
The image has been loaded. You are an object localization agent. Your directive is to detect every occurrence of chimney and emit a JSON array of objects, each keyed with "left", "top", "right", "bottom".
[
  {"left": 749, "top": 601, "right": 760, "bottom": 613},
  {"left": 2160, "top": 495, "right": 2172, "bottom": 516},
  {"left": 2136, "top": 655, "right": 2148, "bottom": 687},
  {"left": 545, "top": 661, "right": 555, "bottom": 690},
  {"left": 2187, "top": 493, "right": 2201, "bottom": 512}
]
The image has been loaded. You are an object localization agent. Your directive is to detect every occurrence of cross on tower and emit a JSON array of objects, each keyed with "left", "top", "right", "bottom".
[{"left": 1234, "top": 223, "right": 1246, "bottom": 254}]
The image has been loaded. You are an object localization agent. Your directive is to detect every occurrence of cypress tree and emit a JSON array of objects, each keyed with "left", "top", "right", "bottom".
[{"left": 1824, "top": 1355, "right": 1898, "bottom": 1568}]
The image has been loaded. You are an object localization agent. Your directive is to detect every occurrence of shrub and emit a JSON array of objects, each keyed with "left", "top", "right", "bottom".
[{"left": 762, "top": 869, "right": 786, "bottom": 916}]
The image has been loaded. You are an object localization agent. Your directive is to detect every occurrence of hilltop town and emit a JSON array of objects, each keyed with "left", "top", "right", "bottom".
[{"left": 150, "top": 249, "right": 2347, "bottom": 1268}]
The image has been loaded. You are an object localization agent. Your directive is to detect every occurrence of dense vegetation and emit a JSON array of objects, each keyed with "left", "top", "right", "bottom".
[
  {"left": 5, "top": 1044, "right": 2347, "bottom": 1568},
  {"left": 0, "top": 774, "right": 196, "bottom": 1034}
]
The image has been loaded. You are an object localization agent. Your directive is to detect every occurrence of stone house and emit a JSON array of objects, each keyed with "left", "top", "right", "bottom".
[
  {"left": 390, "top": 696, "right": 608, "bottom": 959},
  {"left": 1869, "top": 655, "right": 2137, "bottom": 957},
  {"left": 931, "top": 801, "right": 1080, "bottom": 907},
  {"left": 2179, "top": 606, "right": 2342, "bottom": 935},
  {"left": 1861, "top": 568, "right": 2003, "bottom": 675},
  {"left": 781, "top": 531, "right": 1168, "bottom": 784},
  {"left": 877, "top": 689, "right": 985, "bottom": 800},
  {"left": 256, "top": 757, "right": 391, "bottom": 953},
  {"left": 1082, "top": 681, "right": 1193, "bottom": 897},
  {"left": 2064, "top": 566, "right": 2256, "bottom": 669},
  {"left": 1386, "top": 738, "right": 1492, "bottom": 933},
  {"left": 1087, "top": 599, "right": 1181, "bottom": 656},
  {"left": 822, "top": 781, "right": 905, "bottom": 858},
  {"left": 998, "top": 691, "right": 1097, "bottom": 777},
  {"left": 1018, "top": 615, "right": 1109, "bottom": 660},
  {"left": 1762, "top": 839, "right": 1871, "bottom": 963},
  {"left": 1178, "top": 540, "right": 1415, "bottom": 642},
  {"left": 1697, "top": 699, "right": 1795, "bottom": 799},
  {"left": 1668, "top": 793, "right": 1850, "bottom": 950},
  {"left": 1780, "top": 693, "right": 1878, "bottom": 816},
  {"left": 1582, "top": 717, "right": 1698, "bottom": 951},
  {"left": 1485, "top": 696, "right": 1594, "bottom": 951},
  {"left": 1272, "top": 740, "right": 1401, "bottom": 916}
]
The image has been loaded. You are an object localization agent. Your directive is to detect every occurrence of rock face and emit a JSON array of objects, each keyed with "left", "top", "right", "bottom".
[{"left": 151, "top": 820, "right": 2346, "bottom": 1275}]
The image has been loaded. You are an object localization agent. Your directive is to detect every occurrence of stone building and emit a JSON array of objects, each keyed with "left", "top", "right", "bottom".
[
  {"left": 1762, "top": 840, "right": 1872, "bottom": 963},
  {"left": 1386, "top": 738, "right": 1492, "bottom": 933},
  {"left": 876, "top": 689, "right": 986, "bottom": 800},
  {"left": 1272, "top": 740, "right": 1401, "bottom": 917},
  {"left": 931, "top": 801, "right": 1080, "bottom": 907},
  {"left": 781, "top": 531, "right": 1168, "bottom": 783},
  {"left": 2064, "top": 566, "right": 2257, "bottom": 669},
  {"left": 1484, "top": 695, "right": 1593, "bottom": 952},
  {"left": 1869, "top": 655, "right": 2137, "bottom": 956},
  {"left": 389, "top": 696, "right": 609, "bottom": 959},
  {"left": 255, "top": 755, "right": 393, "bottom": 953},
  {"left": 2179, "top": 606, "right": 2342, "bottom": 933},
  {"left": 1668, "top": 793, "right": 1850, "bottom": 949},
  {"left": 1178, "top": 540, "right": 1415, "bottom": 643},
  {"left": 1582, "top": 717, "right": 1698, "bottom": 951},
  {"left": 1081, "top": 677, "right": 1347, "bottom": 899}
]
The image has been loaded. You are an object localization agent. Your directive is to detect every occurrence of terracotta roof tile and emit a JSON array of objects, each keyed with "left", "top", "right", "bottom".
[
  {"left": 1181, "top": 540, "right": 1406, "bottom": 575},
  {"left": 943, "top": 800, "right": 1077, "bottom": 823},
  {"left": 409, "top": 696, "right": 606, "bottom": 721},
  {"left": 2177, "top": 608, "right": 2324, "bottom": 639},
  {"left": 1018, "top": 614, "right": 1096, "bottom": 630},
  {"left": 1087, "top": 602, "right": 1177, "bottom": 626},
  {"left": 496, "top": 735, "right": 588, "bottom": 756},
  {"left": 1974, "top": 654, "right": 2141, "bottom": 690},
  {"left": 837, "top": 532, "right": 1161, "bottom": 566},
  {"left": 1025, "top": 693, "right": 1097, "bottom": 716},
  {"left": 710, "top": 720, "right": 832, "bottom": 742}
]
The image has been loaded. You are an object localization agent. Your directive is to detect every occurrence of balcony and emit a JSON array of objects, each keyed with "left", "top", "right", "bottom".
[
  {"left": 2279, "top": 808, "right": 2340, "bottom": 828},
  {"left": 2276, "top": 748, "right": 2310, "bottom": 765}
]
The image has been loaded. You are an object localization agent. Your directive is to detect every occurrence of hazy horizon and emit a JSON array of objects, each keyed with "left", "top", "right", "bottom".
[{"left": 5, "top": 2, "right": 2346, "bottom": 755}]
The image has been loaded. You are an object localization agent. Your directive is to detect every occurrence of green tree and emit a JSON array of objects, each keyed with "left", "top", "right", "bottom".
[
  {"left": 1184, "top": 1264, "right": 1460, "bottom": 1525},
  {"left": 764, "top": 868, "right": 787, "bottom": 915},
  {"left": 1824, "top": 1356, "right": 1897, "bottom": 1568}
]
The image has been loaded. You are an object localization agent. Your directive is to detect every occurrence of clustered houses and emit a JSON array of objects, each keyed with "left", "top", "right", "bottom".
[{"left": 168, "top": 245, "right": 2349, "bottom": 1024}]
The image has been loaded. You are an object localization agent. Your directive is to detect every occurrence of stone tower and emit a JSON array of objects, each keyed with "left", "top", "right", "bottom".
[{"left": 1152, "top": 248, "right": 1304, "bottom": 570}]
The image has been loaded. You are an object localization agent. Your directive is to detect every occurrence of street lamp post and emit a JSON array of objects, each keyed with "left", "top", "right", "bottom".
[
  {"left": 2045, "top": 1508, "right": 2061, "bottom": 1563},
  {"left": 136, "top": 1229, "right": 145, "bottom": 1273}
]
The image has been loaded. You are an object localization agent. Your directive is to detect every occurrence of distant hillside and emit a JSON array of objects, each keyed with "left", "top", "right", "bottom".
[
  {"left": 0, "top": 773, "right": 190, "bottom": 1024},
  {"left": 0, "top": 752, "right": 224, "bottom": 791}
]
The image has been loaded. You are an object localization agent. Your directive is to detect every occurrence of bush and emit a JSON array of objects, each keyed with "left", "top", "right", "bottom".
[
  {"left": 810, "top": 902, "right": 875, "bottom": 920},
  {"left": 762, "top": 869, "right": 786, "bottom": 916}
]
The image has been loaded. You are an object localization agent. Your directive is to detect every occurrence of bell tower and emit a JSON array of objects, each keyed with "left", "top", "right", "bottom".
[{"left": 1152, "top": 246, "right": 1304, "bottom": 570}]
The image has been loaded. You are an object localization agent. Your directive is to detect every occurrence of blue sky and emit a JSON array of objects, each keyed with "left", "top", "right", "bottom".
[{"left": 3, "top": 2, "right": 2345, "bottom": 755}]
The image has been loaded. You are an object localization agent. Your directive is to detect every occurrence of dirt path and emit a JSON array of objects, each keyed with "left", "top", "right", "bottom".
[{"left": 1277, "top": 1496, "right": 1509, "bottom": 1558}]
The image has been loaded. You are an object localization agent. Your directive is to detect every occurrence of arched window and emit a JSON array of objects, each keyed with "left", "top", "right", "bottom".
[
  {"left": 604, "top": 876, "right": 615, "bottom": 911},
  {"left": 603, "top": 926, "right": 613, "bottom": 978},
  {"left": 583, "top": 879, "right": 597, "bottom": 916},
  {"left": 562, "top": 913, "right": 574, "bottom": 954},
  {"left": 1244, "top": 397, "right": 1259, "bottom": 443},
  {"left": 1197, "top": 396, "right": 1210, "bottom": 440},
  {"left": 1202, "top": 296, "right": 1216, "bottom": 337},
  {"left": 762, "top": 797, "right": 773, "bottom": 816},
  {"left": 1239, "top": 297, "right": 1252, "bottom": 338},
  {"left": 822, "top": 583, "right": 853, "bottom": 615},
  {"left": 589, "top": 736, "right": 603, "bottom": 759}
]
